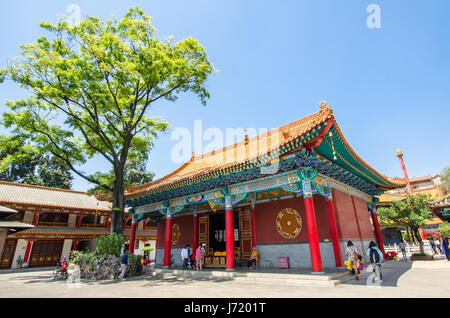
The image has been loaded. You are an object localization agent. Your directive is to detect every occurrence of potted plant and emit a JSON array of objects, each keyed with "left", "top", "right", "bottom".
[{"left": 16, "top": 255, "right": 23, "bottom": 269}]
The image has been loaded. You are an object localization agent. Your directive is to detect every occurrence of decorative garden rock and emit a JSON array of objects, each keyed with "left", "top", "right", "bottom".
[{"left": 78, "top": 253, "right": 142, "bottom": 280}]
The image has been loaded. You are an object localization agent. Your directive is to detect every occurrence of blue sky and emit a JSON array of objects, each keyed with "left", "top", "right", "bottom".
[{"left": 1, "top": 0, "right": 449, "bottom": 191}]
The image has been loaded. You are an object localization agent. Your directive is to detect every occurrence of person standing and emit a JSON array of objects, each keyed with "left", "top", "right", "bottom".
[
  {"left": 181, "top": 245, "right": 189, "bottom": 270},
  {"left": 398, "top": 241, "right": 407, "bottom": 261},
  {"left": 442, "top": 237, "right": 450, "bottom": 261},
  {"left": 120, "top": 248, "right": 128, "bottom": 281},
  {"left": 195, "top": 245, "right": 203, "bottom": 270},
  {"left": 367, "top": 241, "right": 384, "bottom": 283},
  {"left": 345, "top": 241, "right": 359, "bottom": 280}
]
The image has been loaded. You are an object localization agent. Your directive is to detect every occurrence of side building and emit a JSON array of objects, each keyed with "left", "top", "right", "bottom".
[{"left": 0, "top": 181, "right": 157, "bottom": 269}]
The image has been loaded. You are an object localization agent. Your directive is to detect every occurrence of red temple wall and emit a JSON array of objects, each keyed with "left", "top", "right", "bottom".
[
  {"left": 254, "top": 196, "right": 331, "bottom": 244},
  {"left": 332, "top": 189, "right": 374, "bottom": 239},
  {"left": 156, "top": 214, "right": 194, "bottom": 248}
]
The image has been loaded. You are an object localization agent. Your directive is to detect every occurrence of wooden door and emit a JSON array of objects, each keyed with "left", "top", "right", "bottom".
[
  {"left": 239, "top": 209, "right": 253, "bottom": 261},
  {"left": 29, "top": 240, "right": 64, "bottom": 267},
  {"left": 198, "top": 215, "right": 209, "bottom": 250},
  {"left": 0, "top": 239, "right": 17, "bottom": 269}
]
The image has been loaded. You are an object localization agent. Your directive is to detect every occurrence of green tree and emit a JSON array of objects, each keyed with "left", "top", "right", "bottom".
[
  {"left": 0, "top": 134, "right": 73, "bottom": 188},
  {"left": 378, "top": 194, "right": 433, "bottom": 254},
  {"left": 440, "top": 222, "right": 450, "bottom": 238},
  {"left": 87, "top": 154, "right": 155, "bottom": 195},
  {"left": 1, "top": 7, "right": 214, "bottom": 234}
]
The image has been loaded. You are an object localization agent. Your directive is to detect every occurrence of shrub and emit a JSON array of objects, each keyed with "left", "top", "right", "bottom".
[
  {"left": 70, "top": 250, "right": 83, "bottom": 265},
  {"left": 94, "top": 233, "right": 124, "bottom": 257},
  {"left": 412, "top": 253, "right": 430, "bottom": 257}
]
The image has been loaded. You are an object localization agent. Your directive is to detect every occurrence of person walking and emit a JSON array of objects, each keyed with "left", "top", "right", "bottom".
[
  {"left": 367, "top": 241, "right": 384, "bottom": 283},
  {"left": 120, "top": 248, "right": 128, "bottom": 281},
  {"left": 435, "top": 239, "right": 443, "bottom": 254},
  {"left": 345, "top": 241, "right": 359, "bottom": 280},
  {"left": 398, "top": 241, "right": 407, "bottom": 261},
  {"left": 442, "top": 237, "right": 450, "bottom": 261},
  {"left": 430, "top": 239, "right": 439, "bottom": 255},
  {"left": 181, "top": 245, "right": 189, "bottom": 270}
]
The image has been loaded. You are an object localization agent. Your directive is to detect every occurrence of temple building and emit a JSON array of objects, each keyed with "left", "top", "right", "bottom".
[
  {"left": 125, "top": 103, "right": 404, "bottom": 272},
  {"left": 377, "top": 174, "right": 445, "bottom": 244},
  {"left": 0, "top": 181, "right": 157, "bottom": 269}
]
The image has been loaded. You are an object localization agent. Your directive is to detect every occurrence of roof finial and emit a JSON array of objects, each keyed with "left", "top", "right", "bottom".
[
  {"left": 319, "top": 100, "right": 328, "bottom": 110},
  {"left": 244, "top": 129, "right": 249, "bottom": 144},
  {"left": 191, "top": 150, "right": 195, "bottom": 161}
]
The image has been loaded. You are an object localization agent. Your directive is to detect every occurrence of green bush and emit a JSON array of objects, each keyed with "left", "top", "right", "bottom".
[
  {"left": 70, "top": 250, "right": 83, "bottom": 264},
  {"left": 439, "top": 222, "right": 450, "bottom": 238},
  {"left": 412, "top": 253, "right": 430, "bottom": 257},
  {"left": 94, "top": 233, "right": 124, "bottom": 257}
]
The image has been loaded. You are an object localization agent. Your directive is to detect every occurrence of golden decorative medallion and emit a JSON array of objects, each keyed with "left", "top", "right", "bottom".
[
  {"left": 171, "top": 223, "right": 180, "bottom": 245},
  {"left": 276, "top": 208, "right": 302, "bottom": 239}
]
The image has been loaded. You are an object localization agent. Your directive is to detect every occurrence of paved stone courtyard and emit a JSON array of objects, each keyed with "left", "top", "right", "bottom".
[{"left": 0, "top": 260, "right": 449, "bottom": 298}]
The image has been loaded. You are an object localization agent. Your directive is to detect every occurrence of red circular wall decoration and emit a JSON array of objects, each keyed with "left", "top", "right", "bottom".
[{"left": 276, "top": 208, "right": 302, "bottom": 239}]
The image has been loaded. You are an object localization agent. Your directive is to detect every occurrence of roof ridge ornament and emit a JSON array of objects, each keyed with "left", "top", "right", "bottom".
[{"left": 319, "top": 100, "right": 328, "bottom": 110}]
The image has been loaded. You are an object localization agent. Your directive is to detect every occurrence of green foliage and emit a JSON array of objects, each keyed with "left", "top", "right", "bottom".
[
  {"left": 378, "top": 194, "right": 433, "bottom": 254},
  {"left": 87, "top": 155, "right": 155, "bottom": 195},
  {"left": 81, "top": 252, "right": 96, "bottom": 263},
  {"left": 439, "top": 222, "right": 450, "bottom": 238},
  {"left": 377, "top": 194, "right": 433, "bottom": 231},
  {"left": 16, "top": 255, "right": 23, "bottom": 266},
  {"left": 94, "top": 233, "right": 124, "bottom": 257},
  {"left": 128, "top": 252, "right": 138, "bottom": 261},
  {"left": 0, "top": 6, "right": 215, "bottom": 234},
  {"left": 141, "top": 246, "right": 154, "bottom": 252},
  {"left": 0, "top": 134, "right": 73, "bottom": 188},
  {"left": 69, "top": 250, "right": 83, "bottom": 264}
]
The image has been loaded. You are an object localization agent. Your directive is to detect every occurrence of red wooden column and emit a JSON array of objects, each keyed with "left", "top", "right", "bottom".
[
  {"left": 192, "top": 213, "right": 198, "bottom": 252},
  {"left": 251, "top": 201, "right": 257, "bottom": 248},
  {"left": 370, "top": 208, "right": 386, "bottom": 256},
  {"left": 73, "top": 213, "right": 84, "bottom": 251},
  {"left": 225, "top": 195, "right": 235, "bottom": 271},
  {"left": 162, "top": 209, "right": 173, "bottom": 268},
  {"left": 324, "top": 192, "right": 343, "bottom": 267},
  {"left": 129, "top": 216, "right": 137, "bottom": 254},
  {"left": 24, "top": 210, "right": 40, "bottom": 263},
  {"left": 302, "top": 180, "right": 323, "bottom": 273},
  {"left": 72, "top": 237, "right": 79, "bottom": 251},
  {"left": 105, "top": 216, "right": 110, "bottom": 229},
  {"left": 23, "top": 236, "right": 33, "bottom": 264}
]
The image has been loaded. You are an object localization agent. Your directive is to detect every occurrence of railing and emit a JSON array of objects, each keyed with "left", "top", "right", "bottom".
[
  {"left": 37, "top": 222, "right": 68, "bottom": 227},
  {"left": 384, "top": 242, "right": 433, "bottom": 255}
]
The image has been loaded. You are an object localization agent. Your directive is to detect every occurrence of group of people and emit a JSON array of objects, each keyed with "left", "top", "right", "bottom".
[
  {"left": 397, "top": 237, "right": 450, "bottom": 261},
  {"left": 345, "top": 241, "right": 383, "bottom": 282},
  {"left": 180, "top": 243, "right": 207, "bottom": 270}
]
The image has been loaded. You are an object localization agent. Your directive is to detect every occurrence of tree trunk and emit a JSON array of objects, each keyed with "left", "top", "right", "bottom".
[
  {"left": 110, "top": 166, "right": 125, "bottom": 235},
  {"left": 412, "top": 228, "right": 425, "bottom": 254}
]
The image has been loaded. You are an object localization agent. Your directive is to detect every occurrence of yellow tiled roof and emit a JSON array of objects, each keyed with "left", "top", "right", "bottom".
[
  {"left": 127, "top": 105, "right": 405, "bottom": 198},
  {"left": 0, "top": 181, "right": 111, "bottom": 212}
]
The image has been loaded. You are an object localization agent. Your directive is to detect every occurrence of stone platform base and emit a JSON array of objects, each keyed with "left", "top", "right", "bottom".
[{"left": 150, "top": 267, "right": 352, "bottom": 287}]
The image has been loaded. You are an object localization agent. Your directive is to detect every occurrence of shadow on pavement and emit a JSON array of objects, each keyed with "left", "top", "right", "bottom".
[{"left": 340, "top": 260, "right": 412, "bottom": 287}]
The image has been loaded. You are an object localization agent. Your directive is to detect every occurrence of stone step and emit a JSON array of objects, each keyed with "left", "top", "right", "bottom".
[{"left": 151, "top": 269, "right": 352, "bottom": 287}]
